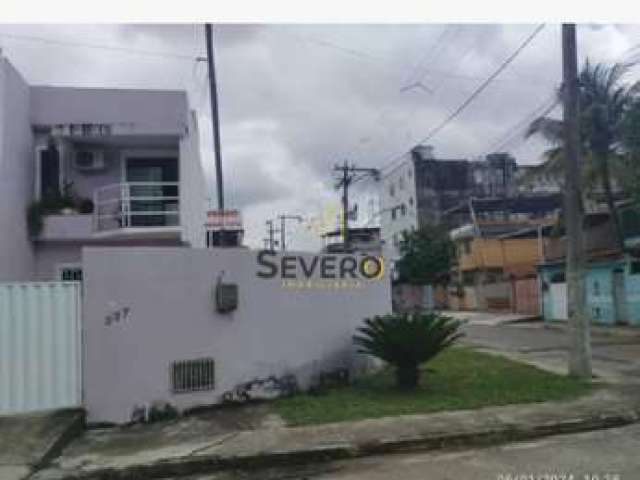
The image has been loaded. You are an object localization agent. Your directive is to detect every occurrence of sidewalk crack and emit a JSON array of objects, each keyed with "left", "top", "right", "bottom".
[{"left": 188, "top": 432, "right": 241, "bottom": 457}]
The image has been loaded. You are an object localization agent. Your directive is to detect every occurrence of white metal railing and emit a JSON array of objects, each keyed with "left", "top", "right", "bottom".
[{"left": 93, "top": 182, "right": 180, "bottom": 232}]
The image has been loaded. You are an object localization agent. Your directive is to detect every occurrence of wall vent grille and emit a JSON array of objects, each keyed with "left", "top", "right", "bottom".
[{"left": 170, "top": 358, "right": 215, "bottom": 393}]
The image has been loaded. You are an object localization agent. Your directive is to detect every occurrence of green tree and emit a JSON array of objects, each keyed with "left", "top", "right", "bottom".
[
  {"left": 395, "top": 225, "right": 454, "bottom": 285},
  {"left": 353, "top": 313, "right": 463, "bottom": 389},
  {"left": 526, "top": 60, "right": 640, "bottom": 250},
  {"left": 621, "top": 99, "right": 640, "bottom": 205}
]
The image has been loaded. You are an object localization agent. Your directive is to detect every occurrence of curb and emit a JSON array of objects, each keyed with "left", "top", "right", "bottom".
[
  {"left": 34, "top": 444, "right": 357, "bottom": 480},
  {"left": 37, "top": 408, "right": 640, "bottom": 480},
  {"left": 36, "top": 410, "right": 86, "bottom": 471},
  {"left": 543, "top": 321, "right": 640, "bottom": 340}
]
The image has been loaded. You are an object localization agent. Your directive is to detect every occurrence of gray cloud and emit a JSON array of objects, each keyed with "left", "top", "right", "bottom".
[{"left": 1, "top": 23, "right": 637, "bottom": 249}]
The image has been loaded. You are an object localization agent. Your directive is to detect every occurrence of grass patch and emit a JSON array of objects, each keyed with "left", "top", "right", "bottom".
[{"left": 274, "top": 347, "right": 593, "bottom": 426}]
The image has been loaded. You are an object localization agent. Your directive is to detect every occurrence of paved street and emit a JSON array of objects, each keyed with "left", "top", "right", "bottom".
[
  {"left": 294, "top": 424, "right": 640, "bottom": 480},
  {"left": 182, "top": 424, "right": 640, "bottom": 479},
  {"left": 456, "top": 317, "right": 640, "bottom": 383}
]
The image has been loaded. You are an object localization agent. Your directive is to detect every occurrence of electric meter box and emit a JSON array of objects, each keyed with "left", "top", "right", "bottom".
[{"left": 215, "top": 283, "right": 238, "bottom": 314}]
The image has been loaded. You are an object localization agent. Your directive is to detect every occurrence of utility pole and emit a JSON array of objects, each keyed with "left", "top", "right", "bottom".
[
  {"left": 278, "top": 214, "right": 303, "bottom": 251},
  {"left": 333, "top": 161, "right": 380, "bottom": 252},
  {"left": 340, "top": 162, "right": 350, "bottom": 251},
  {"left": 205, "top": 24, "right": 225, "bottom": 213},
  {"left": 265, "top": 220, "right": 280, "bottom": 251},
  {"left": 562, "top": 23, "right": 591, "bottom": 379}
]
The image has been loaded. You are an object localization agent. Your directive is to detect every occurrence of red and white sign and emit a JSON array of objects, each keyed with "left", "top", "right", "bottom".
[{"left": 206, "top": 209, "right": 243, "bottom": 230}]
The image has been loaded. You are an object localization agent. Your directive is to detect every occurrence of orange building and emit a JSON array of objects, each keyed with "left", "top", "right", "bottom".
[{"left": 449, "top": 222, "right": 552, "bottom": 313}]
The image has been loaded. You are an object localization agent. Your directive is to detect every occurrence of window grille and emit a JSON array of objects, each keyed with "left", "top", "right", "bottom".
[{"left": 170, "top": 358, "right": 215, "bottom": 393}]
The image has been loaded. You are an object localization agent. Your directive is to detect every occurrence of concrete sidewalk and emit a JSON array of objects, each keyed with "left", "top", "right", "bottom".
[
  {"left": 33, "top": 386, "right": 640, "bottom": 480},
  {"left": 0, "top": 409, "right": 84, "bottom": 480}
]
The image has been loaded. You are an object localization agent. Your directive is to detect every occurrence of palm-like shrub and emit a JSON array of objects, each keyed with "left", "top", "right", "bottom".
[{"left": 353, "top": 313, "right": 463, "bottom": 390}]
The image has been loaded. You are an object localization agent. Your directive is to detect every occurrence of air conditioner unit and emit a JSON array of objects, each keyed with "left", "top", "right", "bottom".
[{"left": 74, "top": 150, "right": 106, "bottom": 172}]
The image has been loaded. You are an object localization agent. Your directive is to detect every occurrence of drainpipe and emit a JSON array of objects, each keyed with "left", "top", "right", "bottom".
[{"left": 538, "top": 223, "right": 545, "bottom": 263}]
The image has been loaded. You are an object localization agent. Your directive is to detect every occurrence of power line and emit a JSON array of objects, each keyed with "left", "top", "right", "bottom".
[
  {"left": 476, "top": 28, "right": 640, "bottom": 161},
  {"left": 402, "top": 25, "right": 457, "bottom": 87},
  {"left": 330, "top": 27, "right": 456, "bottom": 165},
  {"left": 269, "top": 27, "right": 552, "bottom": 86},
  {"left": 482, "top": 28, "right": 640, "bottom": 161},
  {"left": 377, "top": 23, "right": 546, "bottom": 177},
  {"left": 269, "top": 25, "right": 559, "bottom": 170},
  {"left": 0, "top": 32, "right": 203, "bottom": 61},
  {"left": 413, "top": 24, "right": 546, "bottom": 149},
  {"left": 491, "top": 100, "right": 559, "bottom": 155},
  {"left": 378, "top": 26, "right": 495, "bottom": 165},
  {"left": 427, "top": 25, "right": 496, "bottom": 95},
  {"left": 272, "top": 29, "right": 385, "bottom": 63},
  {"left": 478, "top": 94, "right": 559, "bottom": 157},
  {"left": 366, "top": 25, "right": 636, "bottom": 182},
  {"left": 341, "top": 27, "right": 470, "bottom": 167}
]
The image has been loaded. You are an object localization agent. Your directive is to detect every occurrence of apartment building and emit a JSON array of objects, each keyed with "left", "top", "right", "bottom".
[
  {"left": 0, "top": 53, "right": 208, "bottom": 282},
  {"left": 380, "top": 145, "right": 519, "bottom": 265}
]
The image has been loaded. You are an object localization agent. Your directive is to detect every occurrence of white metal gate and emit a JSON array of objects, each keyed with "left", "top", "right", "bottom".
[
  {"left": 551, "top": 283, "right": 568, "bottom": 320},
  {"left": 0, "top": 282, "right": 82, "bottom": 415}
]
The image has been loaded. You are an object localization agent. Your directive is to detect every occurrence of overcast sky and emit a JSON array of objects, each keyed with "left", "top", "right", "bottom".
[{"left": 1, "top": 24, "right": 638, "bottom": 249}]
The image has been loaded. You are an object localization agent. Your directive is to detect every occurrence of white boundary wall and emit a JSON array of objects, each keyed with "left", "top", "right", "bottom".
[{"left": 82, "top": 247, "right": 391, "bottom": 424}]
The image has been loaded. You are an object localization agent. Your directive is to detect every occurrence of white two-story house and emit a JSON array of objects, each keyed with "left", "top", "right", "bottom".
[{"left": 0, "top": 53, "right": 208, "bottom": 282}]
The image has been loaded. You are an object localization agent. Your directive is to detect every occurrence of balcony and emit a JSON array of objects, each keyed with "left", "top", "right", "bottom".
[
  {"left": 93, "top": 182, "right": 180, "bottom": 238},
  {"left": 35, "top": 182, "right": 181, "bottom": 242}
]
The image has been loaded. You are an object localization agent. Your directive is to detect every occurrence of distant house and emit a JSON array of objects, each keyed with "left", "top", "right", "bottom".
[
  {"left": 516, "top": 166, "right": 563, "bottom": 194},
  {"left": 516, "top": 165, "right": 626, "bottom": 210},
  {"left": 539, "top": 205, "right": 640, "bottom": 326},
  {"left": 448, "top": 220, "right": 554, "bottom": 313},
  {"left": 442, "top": 194, "right": 563, "bottom": 230},
  {"left": 0, "top": 53, "right": 208, "bottom": 282},
  {"left": 443, "top": 193, "right": 561, "bottom": 312}
]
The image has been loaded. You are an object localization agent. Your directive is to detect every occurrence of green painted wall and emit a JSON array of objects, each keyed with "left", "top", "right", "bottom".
[{"left": 540, "top": 257, "right": 640, "bottom": 326}]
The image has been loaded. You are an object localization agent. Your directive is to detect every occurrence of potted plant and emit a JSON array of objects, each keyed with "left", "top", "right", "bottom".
[{"left": 26, "top": 182, "right": 94, "bottom": 237}]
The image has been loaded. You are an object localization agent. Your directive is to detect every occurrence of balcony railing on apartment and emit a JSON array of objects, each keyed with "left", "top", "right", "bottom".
[{"left": 93, "top": 182, "right": 179, "bottom": 233}]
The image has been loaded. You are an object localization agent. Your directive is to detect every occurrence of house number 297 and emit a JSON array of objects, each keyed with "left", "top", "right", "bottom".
[{"left": 105, "top": 307, "right": 130, "bottom": 326}]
